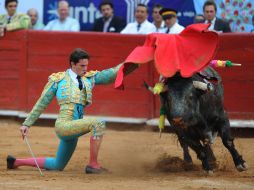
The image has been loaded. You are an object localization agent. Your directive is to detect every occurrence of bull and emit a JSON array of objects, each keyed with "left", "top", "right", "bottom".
[{"left": 145, "top": 67, "right": 248, "bottom": 173}]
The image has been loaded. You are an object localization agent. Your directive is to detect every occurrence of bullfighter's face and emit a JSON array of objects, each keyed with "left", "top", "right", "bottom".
[{"left": 71, "top": 59, "right": 89, "bottom": 77}]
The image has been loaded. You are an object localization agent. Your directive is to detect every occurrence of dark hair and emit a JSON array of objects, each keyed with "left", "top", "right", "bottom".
[
  {"left": 69, "top": 48, "right": 90, "bottom": 66},
  {"left": 5, "top": 0, "right": 18, "bottom": 8},
  {"left": 99, "top": 0, "right": 113, "bottom": 10},
  {"left": 153, "top": 4, "right": 163, "bottom": 10},
  {"left": 194, "top": 14, "right": 205, "bottom": 23},
  {"left": 203, "top": 0, "right": 217, "bottom": 12},
  {"left": 136, "top": 3, "right": 149, "bottom": 13}
]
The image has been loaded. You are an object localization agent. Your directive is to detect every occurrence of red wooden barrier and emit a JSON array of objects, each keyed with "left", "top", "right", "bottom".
[{"left": 0, "top": 30, "right": 254, "bottom": 120}]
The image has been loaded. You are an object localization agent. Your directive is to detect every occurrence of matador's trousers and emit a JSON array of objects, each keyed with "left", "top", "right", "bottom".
[{"left": 44, "top": 103, "right": 105, "bottom": 170}]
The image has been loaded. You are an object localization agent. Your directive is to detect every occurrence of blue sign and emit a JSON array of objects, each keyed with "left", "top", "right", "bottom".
[{"left": 43, "top": 0, "right": 196, "bottom": 31}]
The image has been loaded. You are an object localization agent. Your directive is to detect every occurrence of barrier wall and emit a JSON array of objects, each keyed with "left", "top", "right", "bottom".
[{"left": 0, "top": 30, "right": 254, "bottom": 121}]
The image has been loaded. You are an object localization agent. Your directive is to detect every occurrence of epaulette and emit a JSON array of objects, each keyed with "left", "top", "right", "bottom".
[
  {"left": 48, "top": 72, "right": 65, "bottom": 82},
  {"left": 84, "top": 70, "right": 98, "bottom": 78}
]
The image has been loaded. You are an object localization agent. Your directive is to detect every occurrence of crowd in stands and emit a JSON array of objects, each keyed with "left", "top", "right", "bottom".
[{"left": 1, "top": 0, "right": 254, "bottom": 37}]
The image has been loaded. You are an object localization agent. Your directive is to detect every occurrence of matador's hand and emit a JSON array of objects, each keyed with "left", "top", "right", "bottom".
[{"left": 20, "top": 126, "right": 29, "bottom": 139}]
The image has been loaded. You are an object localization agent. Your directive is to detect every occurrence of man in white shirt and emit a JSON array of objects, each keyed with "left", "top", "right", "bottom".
[
  {"left": 152, "top": 4, "right": 165, "bottom": 33},
  {"left": 121, "top": 3, "right": 156, "bottom": 34},
  {"left": 159, "top": 8, "right": 184, "bottom": 34},
  {"left": 44, "top": 0, "right": 80, "bottom": 32},
  {"left": 27, "top": 8, "right": 44, "bottom": 30}
]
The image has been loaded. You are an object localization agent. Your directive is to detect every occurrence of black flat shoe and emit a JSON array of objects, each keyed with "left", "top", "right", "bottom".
[
  {"left": 7, "top": 155, "right": 16, "bottom": 169},
  {"left": 85, "top": 165, "right": 108, "bottom": 174}
]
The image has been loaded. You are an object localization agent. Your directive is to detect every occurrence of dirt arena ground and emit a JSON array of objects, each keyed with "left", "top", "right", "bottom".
[{"left": 0, "top": 119, "right": 253, "bottom": 190}]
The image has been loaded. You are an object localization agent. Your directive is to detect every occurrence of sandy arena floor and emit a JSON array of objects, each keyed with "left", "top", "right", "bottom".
[{"left": 0, "top": 119, "right": 253, "bottom": 190}]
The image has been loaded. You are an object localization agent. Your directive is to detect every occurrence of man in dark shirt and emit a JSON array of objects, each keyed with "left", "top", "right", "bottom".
[
  {"left": 203, "top": 0, "right": 231, "bottom": 33},
  {"left": 93, "top": 0, "right": 126, "bottom": 33}
]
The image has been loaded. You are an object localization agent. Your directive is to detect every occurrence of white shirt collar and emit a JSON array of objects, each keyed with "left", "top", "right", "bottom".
[
  {"left": 68, "top": 68, "right": 81, "bottom": 87},
  {"left": 205, "top": 17, "right": 216, "bottom": 24},
  {"left": 135, "top": 20, "right": 148, "bottom": 26},
  {"left": 69, "top": 68, "right": 78, "bottom": 78}
]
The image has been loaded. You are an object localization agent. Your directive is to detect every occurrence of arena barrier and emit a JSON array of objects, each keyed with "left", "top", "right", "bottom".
[{"left": 0, "top": 30, "right": 254, "bottom": 127}]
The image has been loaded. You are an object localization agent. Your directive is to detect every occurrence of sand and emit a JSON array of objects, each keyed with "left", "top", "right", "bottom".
[{"left": 0, "top": 119, "right": 253, "bottom": 190}]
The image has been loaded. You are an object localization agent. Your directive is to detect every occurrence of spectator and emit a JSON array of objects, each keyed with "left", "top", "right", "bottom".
[
  {"left": 121, "top": 4, "right": 156, "bottom": 34},
  {"left": 203, "top": 0, "right": 231, "bottom": 33},
  {"left": 194, "top": 14, "right": 205, "bottom": 24},
  {"left": 0, "top": 0, "right": 30, "bottom": 37},
  {"left": 152, "top": 4, "right": 165, "bottom": 33},
  {"left": 93, "top": 0, "right": 125, "bottom": 33},
  {"left": 251, "top": 15, "right": 254, "bottom": 33},
  {"left": 27, "top": 8, "right": 44, "bottom": 30},
  {"left": 44, "top": 0, "right": 80, "bottom": 32},
  {"left": 159, "top": 8, "right": 184, "bottom": 34}
]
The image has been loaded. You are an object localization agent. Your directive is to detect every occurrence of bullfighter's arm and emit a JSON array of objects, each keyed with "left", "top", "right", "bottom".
[
  {"left": 91, "top": 63, "right": 138, "bottom": 85},
  {"left": 22, "top": 77, "right": 58, "bottom": 127}
]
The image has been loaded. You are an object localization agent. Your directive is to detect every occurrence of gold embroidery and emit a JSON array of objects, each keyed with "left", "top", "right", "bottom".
[{"left": 84, "top": 70, "right": 98, "bottom": 77}]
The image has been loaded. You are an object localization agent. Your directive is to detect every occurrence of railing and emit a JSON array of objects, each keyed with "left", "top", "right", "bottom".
[{"left": 0, "top": 30, "right": 254, "bottom": 123}]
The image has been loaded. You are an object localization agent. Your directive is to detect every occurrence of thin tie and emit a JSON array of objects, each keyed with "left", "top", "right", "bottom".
[
  {"left": 7, "top": 17, "right": 11, "bottom": 24},
  {"left": 76, "top": 75, "right": 83, "bottom": 90},
  {"left": 166, "top": 28, "right": 170, "bottom": 34},
  {"left": 137, "top": 24, "right": 141, "bottom": 31}
]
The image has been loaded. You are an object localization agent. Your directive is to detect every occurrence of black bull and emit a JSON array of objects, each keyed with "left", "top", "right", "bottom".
[{"left": 149, "top": 67, "right": 247, "bottom": 172}]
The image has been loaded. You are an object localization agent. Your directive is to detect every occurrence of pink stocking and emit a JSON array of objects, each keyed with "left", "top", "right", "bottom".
[
  {"left": 88, "top": 136, "right": 103, "bottom": 169},
  {"left": 14, "top": 157, "right": 46, "bottom": 169}
]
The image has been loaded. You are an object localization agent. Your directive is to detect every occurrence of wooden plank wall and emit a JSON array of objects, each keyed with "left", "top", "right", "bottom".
[{"left": 0, "top": 30, "right": 253, "bottom": 119}]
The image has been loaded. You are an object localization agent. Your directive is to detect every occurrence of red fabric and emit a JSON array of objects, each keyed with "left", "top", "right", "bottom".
[{"left": 115, "top": 23, "right": 218, "bottom": 89}]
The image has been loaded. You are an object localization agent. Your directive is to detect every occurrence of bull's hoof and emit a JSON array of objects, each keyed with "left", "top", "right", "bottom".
[
  {"left": 204, "top": 170, "right": 214, "bottom": 175},
  {"left": 184, "top": 155, "right": 193, "bottom": 164},
  {"left": 236, "top": 162, "right": 248, "bottom": 172}
]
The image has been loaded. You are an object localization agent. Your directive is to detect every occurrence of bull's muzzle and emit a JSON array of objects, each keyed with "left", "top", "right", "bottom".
[{"left": 172, "top": 117, "right": 187, "bottom": 129}]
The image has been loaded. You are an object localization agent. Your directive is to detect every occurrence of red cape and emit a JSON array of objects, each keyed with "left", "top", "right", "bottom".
[{"left": 115, "top": 23, "right": 218, "bottom": 89}]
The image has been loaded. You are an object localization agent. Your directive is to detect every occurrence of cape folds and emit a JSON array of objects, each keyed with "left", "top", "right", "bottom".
[{"left": 114, "top": 23, "right": 218, "bottom": 89}]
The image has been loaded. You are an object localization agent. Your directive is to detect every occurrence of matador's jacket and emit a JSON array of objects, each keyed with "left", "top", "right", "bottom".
[
  {"left": 23, "top": 64, "right": 123, "bottom": 140},
  {"left": 0, "top": 13, "right": 30, "bottom": 31}
]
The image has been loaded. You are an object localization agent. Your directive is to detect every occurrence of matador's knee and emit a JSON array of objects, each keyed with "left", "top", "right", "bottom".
[{"left": 91, "top": 120, "right": 106, "bottom": 138}]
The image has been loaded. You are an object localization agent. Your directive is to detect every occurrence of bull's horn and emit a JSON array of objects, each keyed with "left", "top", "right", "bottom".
[
  {"left": 143, "top": 81, "right": 154, "bottom": 93},
  {"left": 193, "top": 81, "right": 208, "bottom": 91}
]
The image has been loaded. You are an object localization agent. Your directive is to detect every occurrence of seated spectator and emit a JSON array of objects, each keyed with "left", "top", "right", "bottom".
[
  {"left": 159, "top": 8, "right": 184, "bottom": 34},
  {"left": 93, "top": 0, "right": 125, "bottom": 33},
  {"left": 203, "top": 0, "right": 231, "bottom": 33},
  {"left": 27, "top": 8, "right": 44, "bottom": 30},
  {"left": 0, "top": 0, "right": 30, "bottom": 37},
  {"left": 194, "top": 14, "right": 205, "bottom": 23},
  {"left": 152, "top": 4, "right": 165, "bottom": 33},
  {"left": 44, "top": 0, "right": 80, "bottom": 32},
  {"left": 121, "top": 4, "right": 156, "bottom": 34}
]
